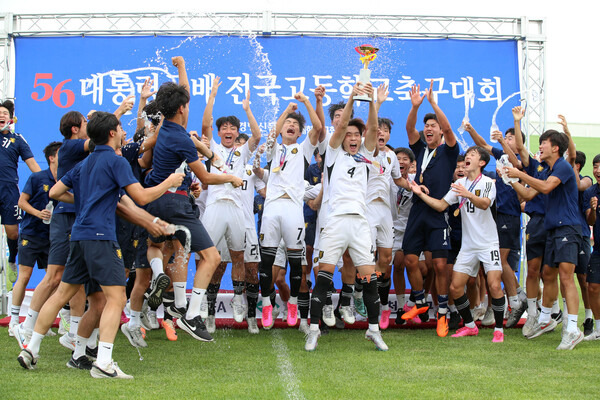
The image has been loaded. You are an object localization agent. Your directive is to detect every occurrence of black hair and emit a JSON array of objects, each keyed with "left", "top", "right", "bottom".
[
  {"left": 394, "top": 147, "right": 415, "bottom": 163},
  {"left": 593, "top": 154, "right": 600, "bottom": 166},
  {"left": 236, "top": 133, "right": 249, "bottom": 143},
  {"left": 133, "top": 127, "right": 146, "bottom": 143},
  {"left": 43, "top": 141, "right": 61, "bottom": 164},
  {"left": 457, "top": 154, "right": 465, "bottom": 163},
  {"left": 286, "top": 112, "right": 306, "bottom": 133},
  {"left": 328, "top": 101, "right": 354, "bottom": 122},
  {"left": 143, "top": 100, "right": 161, "bottom": 127},
  {"left": 216, "top": 116, "right": 241, "bottom": 131},
  {"left": 59, "top": 111, "right": 85, "bottom": 139},
  {"left": 575, "top": 150, "right": 586, "bottom": 170},
  {"left": 348, "top": 118, "right": 366, "bottom": 136},
  {"left": 423, "top": 113, "right": 438, "bottom": 125},
  {"left": 539, "top": 129, "right": 568, "bottom": 157},
  {"left": 466, "top": 145, "right": 491, "bottom": 168},
  {"left": 155, "top": 82, "right": 190, "bottom": 120},
  {"left": 0, "top": 99, "right": 14, "bottom": 118},
  {"left": 385, "top": 143, "right": 395, "bottom": 151},
  {"left": 87, "top": 111, "right": 120, "bottom": 145},
  {"left": 378, "top": 117, "right": 393, "bottom": 133},
  {"left": 504, "top": 127, "right": 526, "bottom": 145}
]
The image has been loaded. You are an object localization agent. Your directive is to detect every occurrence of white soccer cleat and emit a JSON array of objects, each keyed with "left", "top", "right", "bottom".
[
  {"left": 340, "top": 306, "right": 355, "bottom": 325},
  {"left": 304, "top": 329, "right": 321, "bottom": 351},
  {"left": 322, "top": 305, "right": 336, "bottom": 327},
  {"left": 91, "top": 361, "right": 133, "bottom": 379},
  {"left": 365, "top": 329, "right": 389, "bottom": 351}
]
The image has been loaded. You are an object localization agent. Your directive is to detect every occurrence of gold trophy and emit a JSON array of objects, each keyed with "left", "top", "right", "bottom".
[{"left": 354, "top": 44, "right": 379, "bottom": 102}]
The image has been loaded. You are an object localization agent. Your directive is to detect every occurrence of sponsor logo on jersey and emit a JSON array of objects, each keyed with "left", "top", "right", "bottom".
[
  {"left": 291, "top": 148, "right": 298, "bottom": 154},
  {"left": 21, "top": 239, "right": 28, "bottom": 246},
  {"left": 43, "top": 184, "right": 49, "bottom": 192}
]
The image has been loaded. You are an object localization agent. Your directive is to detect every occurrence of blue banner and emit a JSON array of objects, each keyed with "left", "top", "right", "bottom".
[{"left": 14, "top": 35, "right": 520, "bottom": 289}]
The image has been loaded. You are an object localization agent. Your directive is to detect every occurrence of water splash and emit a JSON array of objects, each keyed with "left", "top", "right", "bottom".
[
  {"left": 489, "top": 90, "right": 528, "bottom": 143},
  {"left": 455, "top": 90, "right": 474, "bottom": 151}
]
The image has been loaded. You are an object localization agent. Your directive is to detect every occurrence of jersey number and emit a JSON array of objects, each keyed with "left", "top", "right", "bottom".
[
  {"left": 2, "top": 138, "right": 11, "bottom": 148},
  {"left": 347, "top": 167, "right": 356, "bottom": 178},
  {"left": 465, "top": 201, "right": 475, "bottom": 213},
  {"left": 241, "top": 180, "right": 248, "bottom": 190}
]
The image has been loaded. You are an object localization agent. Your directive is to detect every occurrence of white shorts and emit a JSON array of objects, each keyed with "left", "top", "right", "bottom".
[
  {"left": 260, "top": 198, "right": 305, "bottom": 250},
  {"left": 202, "top": 200, "right": 246, "bottom": 252},
  {"left": 244, "top": 226, "right": 261, "bottom": 263},
  {"left": 318, "top": 214, "right": 374, "bottom": 267},
  {"left": 390, "top": 227, "right": 405, "bottom": 263},
  {"left": 313, "top": 200, "right": 329, "bottom": 254},
  {"left": 453, "top": 246, "right": 503, "bottom": 277},
  {"left": 274, "top": 240, "right": 307, "bottom": 269},
  {"left": 366, "top": 201, "right": 394, "bottom": 249},
  {"left": 217, "top": 238, "right": 231, "bottom": 263}
]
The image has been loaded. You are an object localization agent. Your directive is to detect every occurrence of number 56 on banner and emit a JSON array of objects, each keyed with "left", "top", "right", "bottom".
[{"left": 31, "top": 73, "right": 75, "bottom": 108}]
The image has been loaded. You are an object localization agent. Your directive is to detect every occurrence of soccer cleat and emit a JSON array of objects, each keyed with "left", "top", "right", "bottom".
[
  {"left": 17, "top": 348, "right": 38, "bottom": 370},
  {"left": 91, "top": 361, "right": 133, "bottom": 379},
  {"left": 394, "top": 310, "right": 406, "bottom": 326},
  {"left": 379, "top": 309, "right": 391, "bottom": 330},
  {"left": 583, "top": 318, "right": 594, "bottom": 337},
  {"left": 448, "top": 311, "right": 461, "bottom": 331},
  {"left": 526, "top": 319, "right": 558, "bottom": 339},
  {"left": 59, "top": 333, "right": 76, "bottom": 351},
  {"left": 262, "top": 305, "right": 274, "bottom": 330},
  {"left": 322, "top": 305, "right": 335, "bottom": 327},
  {"left": 471, "top": 304, "right": 486, "bottom": 321},
  {"left": 45, "top": 328, "right": 57, "bottom": 337},
  {"left": 354, "top": 297, "right": 367, "bottom": 317},
  {"left": 247, "top": 317, "right": 260, "bottom": 334},
  {"left": 271, "top": 303, "right": 281, "bottom": 321},
  {"left": 551, "top": 310, "right": 563, "bottom": 324},
  {"left": 179, "top": 315, "right": 214, "bottom": 342},
  {"left": 141, "top": 310, "right": 160, "bottom": 330},
  {"left": 436, "top": 313, "right": 449, "bottom": 337},
  {"left": 556, "top": 329, "right": 584, "bottom": 350},
  {"left": 287, "top": 303, "right": 298, "bottom": 327},
  {"left": 58, "top": 309, "right": 71, "bottom": 335},
  {"left": 522, "top": 313, "right": 537, "bottom": 338},
  {"left": 231, "top": 297, "right": 246, "bottom": 323},
  {"left": 120, "top": 311, "right": 129, "bottom": 325},
  {"left": 161, "top": 319, "right": 178, "bottom": 341},
  {"left": 340, "top": 306, "right": 355, "bottom": 325},
  {"left": 166, "top": 305, "right": 187, "bottom": 320},
  {"left": 67, "top": 355, "right": 93, "bottom": 370},
  {"left": 199, "top": 300, "right": 209, "bottom": 319},
  {"left": 584, "top": 330, "right": 600, "bottom": 341},
  {"left": 86, "top": 346, "right": 98, "bottom": 360},
  {"left": 7, "top": 261, "right": 18, "bottom": 283},
  {"left": 334, "top": 308, "right": 345, "bottom": 329},
  {"left": 492, "top": 330, "right": 505, "bottom": 343},
  {"left": 121, "top": 324, "right": 148, "bottom": 348},
  {"left": 147, "top": 273, "right": 170, "bottom": 310},
  {"left": 451, "top": 325, "right": 479, "bottom": 337},
  {"left": 401, "top": 304, "right": 429, "bottom": 321},
  {"left": 8, "top": 321, "right": 16, "bottom": 337},
  {"left": 506, "top": 301, "right": 527, "bottom": 328},
  {"left": 365, "top": 329, "right": 389, "bottom": 351},
  {"left": 12, "top": 323, "right": 31, "bottom": 350},
  {"left": 298, "top": 319, "right": 310, "bottom": 335},
  {"left": 304, "top": 329, "right": 321, "bottom": 351},
  {"left": 481, "top": 306, "right": 495, "bottom": 326},
  {"left": 206, "top": 315, "right": 216, "bottom": 334}
]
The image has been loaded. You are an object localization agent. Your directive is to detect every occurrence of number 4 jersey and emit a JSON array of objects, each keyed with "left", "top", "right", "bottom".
[{"left": 443, "top": 174, "right": 498, "bottom": 251}]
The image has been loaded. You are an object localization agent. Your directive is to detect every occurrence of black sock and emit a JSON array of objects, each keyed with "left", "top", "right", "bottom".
[
  {"left": 340, "top": 284, "right": 353, "bottom": 307},
  {"left": 454, "top": 294, "right": 473, "bottom": 325},
  {"left": 310, "top": 270, "right": 333, "bottom": 324},
  {"left": 299, "top": 291, "right": 310, "bottom": 319},
  {"left": 287, "top": 249, "right": 303, "bottom": 298},
  {"left": 491, "top": 296, "right": 506, "bottom": 329},
  {"left": 326, "top": 281, "right": 334, "bottom": 305},
  {"left": 207, "top": 283, "right": 220, "bottom": 316},
  {"left": 270, "top": 291, "right": 277, "bottom": 307},
  {"left": 378, "top": 274, "right": 391, "bottom": 306},
  {"left": 245, "top": 283, "right": 259, "bottom": 318},
  {"left": 162, "top": 291, "right": 174, "bottom": 321},
  {"left": 232, "top": 280, "right": 244, "bottom": 296},
  {"left": 354, "top": 274, "right": 363, "bottom": 293},
  {"left": 259, "top": 247, "right": 277, "bottom": 299},
  {"left": 7, "top": 238, "right": 17, "bottom": 263},
  {"left": 362, "top": 274, "right": 380, "bottom": 325}
]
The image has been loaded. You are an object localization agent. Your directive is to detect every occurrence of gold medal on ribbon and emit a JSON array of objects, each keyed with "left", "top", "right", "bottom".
[
  {"left": 453, "top": 209, "right": 460, "bottom": 217},
  {"left": 272, "top": 166, "right": 280, "bottom": 173},
  {"left": 420, "top": 173, "right": 424, "bottom": 183}
]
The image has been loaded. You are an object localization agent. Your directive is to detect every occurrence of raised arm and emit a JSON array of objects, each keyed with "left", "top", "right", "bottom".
[
  {"left": 492, "top": 130, "right": 521, "bottom": 169},
  {"left": 202, "top": 76, "right": 221, "bottom": 141},
  {"left": 114, "top": 95, "right": 134, "bottom": 120},
  {"left": 363, "top": 84, "right": 378, "bottom": 152},
  {"left": 329, "top": 84, "right": 360, "bottom": 149},
  {"left": 512, "top": 106, "right": 530, "bottom": 167},
  {"left": 136, "top": 78, "right": 156, "bottom": 131},
  {"left": 172, "top": 56, "right": 189, "bottom": 94},
  {"left": 557, "top": 114, "right": 576, "bottom": 166},
  {"left": 376, "top": 83, "right": 389, "bottom": 112},
  {"left": 406, "top": 84, "right": 426, "bottom": 145},
  {"left": 464, "top": 122, "right": 493, "bottom": 153},
  {"left": 242, "top": 90, "right": 261, "bottom": 152},
  {"left": 425, "top": 80, "right": 456, "bottom": 147},
  {"left": 275, "top": 102, "right": 297, "bottom": 140},
  {"left": 294, "top": 92, "right": 322, "bottom": 146},
  {"left": 313, "top": 85, "right": 327, "bottom": 144}
]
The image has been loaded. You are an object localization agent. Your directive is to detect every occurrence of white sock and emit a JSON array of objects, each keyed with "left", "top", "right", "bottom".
[
  {"left": 23, "top": 309, "right": 39, "bottom": 331},
  {"left": 309, "top": 323, "right": 319, "bottom": 331},
  {"left": 88, "top": 328, "right": 99, "bottom": 349},
  {"left": 368, "top": 323, "right": 379, "bottom": 332},
  {"left": 551, "top": 299, "right": 560, "bottom": 314},
  {"left": 129, "top": 311, "right": 141, "bottom": 328},
  {"left": 516, "top": 287, "right": 527, "bottom": 302},
  {"left": 28, "top": 331, "right": 44, "bottom": 357},
  {"left": 585, "top": 308, "right": 593, "bottom": 320},
  {"left": 150, "top": 257, "right": 163, "bottom": 280},
  {"left": 449, "top": 304, "right": 457, "bottom": 313},
  {"left": 596, "top": 320, "right": 600, "bottom": 333},
  {"left": 96, "top": 341, "right": 113, "bottom": 369},
  {"left": 562, "top": 298, "right": 568, "bottom": 315},
  {"left": 69, "top": 316, "right": 81, "bottom": 337},
  {"left": 262, "top": 296, "right": 271, "bottom": 307},
  {"left": 527, "top": 298, "right": 537, "bottom": 316},
  {"left": 508, "top": 295, "right": 519, "bottom": 309},
  {"left": 397, "top": 293, "right": 406, "bottom": 310},
  {"left": 288, "top": 296, "right": 297, "bottom": 305},
  {"left": 173, "top": 282, "right": 187, "bottom": 308},
  {"left": 73, "top": 335, "right": 89, "bottom": 359},
  {"left": 538, "top": 305, "right": 552, "bottom": 324},
  {"left": 382, "top": 304, "right": 390, "bottom": 311},
  {"left": 465, "top": 321, "right": 476, "bottom": 329},
  {"left": 494, "top": 327, "right": 504, "bottom": 333},
  {"left": 354, "top": 291, "right": 363, "bottom": 299},
  {"left": 10, "top": 305, "right": 20, "bottom": 325},
  {"left": 186, "top": 288, "right": 205, "bottom": 319},
  {"left": 567, "top": 314, "right": 578, "bottom": 333}
]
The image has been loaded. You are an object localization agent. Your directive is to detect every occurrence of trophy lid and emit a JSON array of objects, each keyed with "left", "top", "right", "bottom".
[{"left": 355, "top": 45, "right": 379, "bottom": 56}]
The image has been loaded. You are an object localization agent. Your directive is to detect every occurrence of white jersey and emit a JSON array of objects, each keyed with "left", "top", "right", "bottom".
[
  {"left": 192, "top": 176, "right": 208, "bottom": 220},
  {"left": 318, "top": 132, "right": 333, "bottom": 206},
  {"left": 391, "top": 173, "right": 415, "bottom": 232},
  {"left": 206, "top": 139, "right": 251, "bottom": 207},
  {"left": 325, "top": 143, "right": 374, "bottom": 218},
  {"left": 304, "top": 182, "right": 321, "bottom": 202},
  {"left": 265, "top": 136, "right": 316, "bottom": 207},
  {"left": 366, "top": 147, "right": 401, "bottom": 207},
  {"left": 443, "top": 175, "right": 497, "bottom": 251},
  {"left": 241, "top": 164, "right": 266, "bottom": 229}
]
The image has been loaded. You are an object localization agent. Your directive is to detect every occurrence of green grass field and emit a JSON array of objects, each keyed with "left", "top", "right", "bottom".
[{"left": 2, "top": 320, "right": 600, "bottom": 400}]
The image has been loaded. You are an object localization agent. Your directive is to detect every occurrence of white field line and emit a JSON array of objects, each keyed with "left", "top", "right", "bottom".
[{"left": 271, "top": 330, "right": 306, "bottom": 400}]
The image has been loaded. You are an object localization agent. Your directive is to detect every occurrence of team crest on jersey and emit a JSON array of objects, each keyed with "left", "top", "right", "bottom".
[
  {"left": 537, "top": 165, "right": 543, "bottom": 172},
  {"left": 21, "top": 239, "right": 28, "bottom": 246},
  {"left": 258, "top": 204, "right": 262, "bottom": 211},
  {"left": 260, "top": 233, "right": 264, "bottom": 242},
  {"left": 387, "top": 157, "right": 391, "bottom": 164},
  {"left": 116, "top": 249, "right": 122, "bottom": 259},
  {"left": 475, "top": 189, "right": 481, "bottom": 196},
  {"left": 234, "top": 150, "right": 241, "bottom": 156},
  {"left": 318, "top": 250, "right": 324, "bottom": 259},
  {"left": 10, "top": 138, "right": 15, "bottom": 143},
  {"left": 313, "top": 176, "right": 318, "bottom": 183},
  {"left": 133, "top": 239, "right": 139, "bottom": 248},
  {"left": 314, "top": 257, "right": 319, "bottom": 263},
  {"left": 43, "top": 184, "right": 49, "bottom": 192},
  {"left": 246, "top": 169, "right": 252, "bottom": 176},
  {"left": 526, "top": 234, "right": 530, "bottom": 241},
  {"left": 291, "top": 148, "right": 298, "bottom": 154}
]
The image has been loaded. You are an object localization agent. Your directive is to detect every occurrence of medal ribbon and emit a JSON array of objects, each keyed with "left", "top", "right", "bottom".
[
  {"left": 420, "top": 146, "right": 436, "bottom": 179},
  {"left": 277, "top": 145, "right": 287, "bottom": 169},
  {"left": 225, "top": 146, "right": 237, "bottom": 169},
  {"left": 352, "top": 153, "right": 383, "bottom": 173},
  {"left": 457, "top": 173, "right": 483, "bottom": 211}
]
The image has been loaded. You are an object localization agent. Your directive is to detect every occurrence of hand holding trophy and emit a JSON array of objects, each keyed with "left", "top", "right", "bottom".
[{"left": 354, "top": 44, "right": 379, "bottom": 102}]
